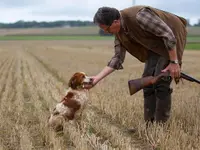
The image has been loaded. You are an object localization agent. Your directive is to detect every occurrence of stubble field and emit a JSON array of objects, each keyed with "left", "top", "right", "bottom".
[{"left": 0, "top": 40, "right": 199, "bottom": 150}]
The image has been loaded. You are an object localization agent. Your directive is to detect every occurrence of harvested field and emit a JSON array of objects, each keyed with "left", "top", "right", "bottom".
[
  {"left": 0, "top": 40, "right": 199, "bottom": 150},
  {"left": 0, "top": 26, "right": 99, "bottom": 36}
]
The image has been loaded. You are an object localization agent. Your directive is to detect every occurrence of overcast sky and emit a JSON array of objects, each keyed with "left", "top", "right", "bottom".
[{"left": 0, "top": 0, "right": 199, "bottom": 25}]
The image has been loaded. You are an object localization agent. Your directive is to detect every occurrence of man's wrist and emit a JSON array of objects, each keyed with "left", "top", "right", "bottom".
[{"left": 170, "top": 60, "right": 179, "bottom": 64}]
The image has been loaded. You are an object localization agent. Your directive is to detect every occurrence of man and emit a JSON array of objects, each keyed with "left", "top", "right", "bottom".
[{"left": 85, "top": 5, "right": 187, "bottom": 124}]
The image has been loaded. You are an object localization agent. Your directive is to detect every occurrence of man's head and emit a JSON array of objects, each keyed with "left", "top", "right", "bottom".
[{"left": 93, "top": 7, "right": 121, "bottom": 34}]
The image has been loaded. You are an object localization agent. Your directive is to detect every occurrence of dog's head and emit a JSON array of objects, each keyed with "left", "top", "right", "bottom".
[{"left": 68, "top": 72, "right": 92, "bottom": 90}]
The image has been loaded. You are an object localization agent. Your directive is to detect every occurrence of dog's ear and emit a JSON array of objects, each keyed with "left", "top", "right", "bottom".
[
  {"left": 68, "top": 76, "right": 77, "bottom": 89},
  {"left": 68, "top": 72, "right": 86, "bottom": 89}
]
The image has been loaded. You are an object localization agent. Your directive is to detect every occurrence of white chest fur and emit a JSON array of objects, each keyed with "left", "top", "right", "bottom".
[{"left": 55, "top": 103, "right": 70, "bottom": 115}]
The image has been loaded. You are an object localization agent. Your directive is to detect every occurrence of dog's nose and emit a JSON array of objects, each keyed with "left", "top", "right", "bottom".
[
  {"left": 89, "top": 78, "right": 93, "bottom": 82},
  {"left": 84, "top": 77, "right": 93, "bottom": 83}
]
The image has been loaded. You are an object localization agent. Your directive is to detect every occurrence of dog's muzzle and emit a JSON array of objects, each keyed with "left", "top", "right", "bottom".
[{"left": 83, "top": 76, "right": 93, "bottom": 84}]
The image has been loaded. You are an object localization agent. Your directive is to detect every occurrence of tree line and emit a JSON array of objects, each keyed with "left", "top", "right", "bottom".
[
  {"left": 0, "top": 20, "right": 95, "bottom": 28},
  {"left": 0, "top": 19, "right": 200, "bottom": 29}
]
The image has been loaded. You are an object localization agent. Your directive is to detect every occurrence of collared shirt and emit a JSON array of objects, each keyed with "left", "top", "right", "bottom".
[{"left": 107, "top": 7, "right": 176, "bottom": 70}]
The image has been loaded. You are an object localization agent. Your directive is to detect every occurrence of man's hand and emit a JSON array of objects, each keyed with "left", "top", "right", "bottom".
[
  {"left": 162, "top": 63, "right": 180, "bottom": 79},
  {"left": 83, "top": 66, "right": 115, "bottom": 90},
  {"left": 83, "top": 76, "right": 100, "bottom": 90}
]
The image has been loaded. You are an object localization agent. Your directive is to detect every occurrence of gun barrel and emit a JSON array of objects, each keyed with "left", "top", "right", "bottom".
[{"left": 181, "top": 72, "right": 200, "bottom": 84}]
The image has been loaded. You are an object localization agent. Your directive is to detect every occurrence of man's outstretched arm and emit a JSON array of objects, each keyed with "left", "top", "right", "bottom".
[{"left": 84, "top": 37, "right": 126, "bottom": 89}]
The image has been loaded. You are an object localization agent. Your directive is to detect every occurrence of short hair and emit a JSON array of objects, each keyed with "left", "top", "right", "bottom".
[{"left": 93, "top": 7, "right": 120, "bottom": 26}]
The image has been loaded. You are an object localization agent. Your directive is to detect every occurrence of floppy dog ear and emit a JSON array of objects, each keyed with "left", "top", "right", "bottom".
[{"left": 68, "top": 76, "right": 77, "bottom": 89}]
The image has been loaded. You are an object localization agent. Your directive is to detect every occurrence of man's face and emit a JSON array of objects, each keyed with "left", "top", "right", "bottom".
[{"left": 99, "top": 20, "right": 121, "bottom": 34}]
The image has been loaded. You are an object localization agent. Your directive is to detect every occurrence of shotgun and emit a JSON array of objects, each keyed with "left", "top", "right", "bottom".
[{"left": 128, "top": 72, "right": 200, "bottom": 95}]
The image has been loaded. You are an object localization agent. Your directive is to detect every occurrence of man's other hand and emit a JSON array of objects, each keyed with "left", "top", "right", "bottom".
[{"left": 162, "top": 63, "right": 180, "bottom": 79}]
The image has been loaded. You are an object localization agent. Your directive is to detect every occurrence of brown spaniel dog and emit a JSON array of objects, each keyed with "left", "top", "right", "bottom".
[{"left": 48, "top": 72, "right": 93, "bottom": 132}]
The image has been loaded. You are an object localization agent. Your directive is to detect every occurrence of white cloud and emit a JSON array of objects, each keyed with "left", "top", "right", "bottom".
[{"left": 0, "top": 0, "right": 199, "bottom": 25}]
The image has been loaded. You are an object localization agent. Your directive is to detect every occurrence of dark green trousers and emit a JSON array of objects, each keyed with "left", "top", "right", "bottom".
[{"left": 142, "top": 51, "right": 172, "bottom": 123}]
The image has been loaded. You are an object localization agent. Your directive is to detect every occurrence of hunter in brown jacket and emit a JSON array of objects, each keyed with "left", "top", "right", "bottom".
[{"left": 85, "top": 5, "right": 187, "bottom": 126}]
